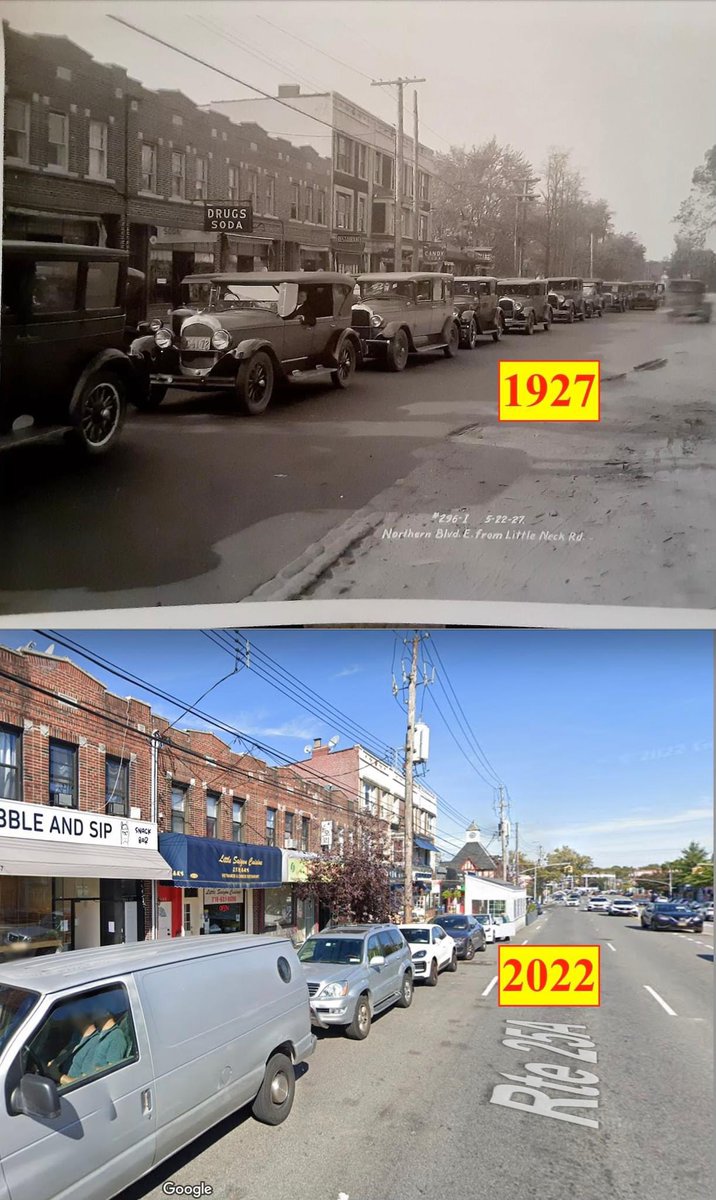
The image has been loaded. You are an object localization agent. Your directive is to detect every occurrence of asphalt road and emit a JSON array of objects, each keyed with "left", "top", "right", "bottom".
[
  {"left": 1, "top": 309, "right": 713, "bottom": 616},
  {"left": 119, "top": 907, "right": 713, "bottom": 1200}
]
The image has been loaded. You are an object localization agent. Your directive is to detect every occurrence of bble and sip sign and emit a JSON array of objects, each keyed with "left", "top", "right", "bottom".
[{"left": 0, "top": 798, "right": 157, "bottom": 849}]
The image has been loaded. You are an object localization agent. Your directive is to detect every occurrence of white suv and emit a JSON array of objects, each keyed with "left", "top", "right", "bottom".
[
  {"left": 398, "top": 923, "right": 457, "bottom": 985},
  {"left": 587, "top": 895, "right": 610, "bottom": 912}
]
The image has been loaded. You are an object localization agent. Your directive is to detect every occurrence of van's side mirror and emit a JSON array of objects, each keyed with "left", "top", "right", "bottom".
[
  {"left": 12, "top": 1074, "right": 61, "bottom": 1120},
  {"left": 370, "top": 955, "right": 385, "bottom": 967},
  {"left": 277, "top": 282, "right": 299, "bottom": 319}
]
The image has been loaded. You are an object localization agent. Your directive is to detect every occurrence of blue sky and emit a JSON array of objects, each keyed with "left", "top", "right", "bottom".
[{"left": 1, "top": 629, "right": 712, "bottom": 866}]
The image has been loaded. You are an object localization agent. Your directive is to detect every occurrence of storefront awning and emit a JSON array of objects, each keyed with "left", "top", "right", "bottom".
[
  {"left": 0, "top": 837, "right": 171, "bottom": 880},
  {"left": 159, "top": 833, "right": 282, "bottom": 889},
  {"left": 415, "top": 837, "right": 439, "bottom": 853}
]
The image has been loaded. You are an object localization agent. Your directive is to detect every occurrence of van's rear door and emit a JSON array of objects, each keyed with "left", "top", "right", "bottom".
[{"left": 2, "top": 976, "right": 156, "bottom": 1200}]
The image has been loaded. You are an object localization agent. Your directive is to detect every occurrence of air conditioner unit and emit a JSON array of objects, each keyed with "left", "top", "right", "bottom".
[{"left": 284, "top": 837, "right": 298, "bottom": 850}]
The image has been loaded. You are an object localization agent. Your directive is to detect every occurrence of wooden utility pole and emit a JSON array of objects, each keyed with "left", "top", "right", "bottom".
[
  {"left": 514, "top": 821, "right": 519, "bottom": 885},
  {"left": 412, "top": 90, "right": 420, "bottom": 270},
  {"left": 498, "top": 786, "right": 508, "bottom": 881},
  {"left": 371, "top": 77, "right": 425, "bottom": 271},
  {"left": 403, "top": 632, "right": 420, "bottom": 921}
]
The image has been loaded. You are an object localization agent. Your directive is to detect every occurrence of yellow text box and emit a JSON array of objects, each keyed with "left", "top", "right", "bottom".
[
  {"left": 498, "top": 360, "right": 600, "bottom": 421},
  {"left": 498, "top": 944, "right": 601, "bottom": 1007}
]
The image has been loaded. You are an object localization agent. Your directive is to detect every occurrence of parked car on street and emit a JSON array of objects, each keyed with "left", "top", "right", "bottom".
[
  {"left": 608, "top": 897, "right": 639, "bottom": 917},
  {"left": 587, "top": 895, "right": 611, "bottom": 912},
  {"left": 298, "top": 924, "right": 413, "bottom": 1040},
  {"left": 0, "top": 934, "right": 314, "bottom": 1200},
  {"left": 600, "top": 281, "right": 629, "bottom": 312},
  {"left": 129, "top": 271, "right": 361, "bottom": 414},
  {"left": 497, "top": 278, "right": 552, "bottom": 334},
  {"left": 665, "top": 279, "right": 712, "bottom": 323},
  {"left": 492, "top": 915, "right": 516, "bottom": 940},
  {"left": 547, "top": 276, "right": 585, "bottom": 322},
  {"left": 640, "top": 902, "right": 704, "bottom": 932},
  {"left": 1, "top": 241, "right": 138, "bottom": 456},
  {"left": 472, "top": 913, "right": 499, "bottom": 944},
  {"left": 352, "top": 273, "right": 460, "bottom": 370},
  {"left": 631, "top": 281, "right": 660, "bottom": 311},
  {"left": 398, "top": 923, "right": 458, "bottom": 984},
  {"left": 453, "top": 276, "right": 505, "bottom": 347},
  {"left": 703, "top": 902, "right": 714, "bottom": 922},
  {"left": 583, "top": 280, "right": 604, "bottom": 318},
  {"left": 431, "top": 914, "right": 486, "bottom": 958}
]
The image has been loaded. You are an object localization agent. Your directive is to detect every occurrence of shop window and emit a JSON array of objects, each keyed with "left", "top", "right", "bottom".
[
  {"left": 171, "top": 151, "right": 185, "bottom": 199},
  {"left": 22, "top": 983, "right": 138, "bottom": 1095},
  {"left": 206, "top": 791, "right": 219, "bottom": 838},
  {"left": 232, "top": 798, "right": 244, "bottom": 841},
  {"left": 88, "top": 121, "right": 108, "bottom": 179},
  {"left": 194, "top": 155, "right": 208, "bottom": 200},
  {"left": 141, "top": 143, "right": 157, "bottom": 193},
  {"left": 0, "top": 724, "right": 22, "bottom": 801},
  {"left": 5, "top": 99, "right": 30, "bottom": 164},
  {"left": 48, "top": 111, "right": 68, "bottom": 171},
  {"left": 261, "top": 885, "right": 294, "bottom": 934},
  {"left": 301, "top": 816, "right": 310, "bottom": 853},
  {"left": 49, "top": 740, "right": 77, "bottom": 808},
  {"left": 266, "top": 807, "right": 277, "bottom": 847},
  {"left": 228, "top": 164, "right": 240, "bottom": 203},
  {"left": 105, "top": 756, "right": 129, "bottom": 817},
  {"left": 85, "top": 261, "right": 120, "bottom": 310},
  {"left": 31, "top": 261, "right": 79, "bottom": 314},
  {"left": 170, "top": 785, "right": 186, "bottom": 833}
]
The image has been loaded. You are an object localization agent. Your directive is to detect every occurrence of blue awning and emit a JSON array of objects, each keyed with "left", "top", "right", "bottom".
[
  {"left": 415, "top": 837, "right": 438, "bottom": 853},
  {"left": 159, "top": 833, "right": 282, "bottom": 889}
]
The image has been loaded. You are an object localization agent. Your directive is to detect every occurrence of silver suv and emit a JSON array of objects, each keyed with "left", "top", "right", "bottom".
[{"left": 297, "top": 924, "right": 413, "bottom": 1040}]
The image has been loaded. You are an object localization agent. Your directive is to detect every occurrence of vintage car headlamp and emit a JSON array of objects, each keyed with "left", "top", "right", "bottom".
[
  {"left": 149, "top": 317, "right": 163, "bottom": 333},
  {"left": 513, "top": 303, "right": 524, "bottom": 313},
  {"left": 370, "top": 314, "right": 385, "bottom": 329},
  {"left": 154, "top": 327, "right": 173, "bottom": 349},
  {"left": 211, "top": 329, "right": 231, "bottom": 351},
  {"left": 318, "top": 981, "right": 349, "bottom": 999}
]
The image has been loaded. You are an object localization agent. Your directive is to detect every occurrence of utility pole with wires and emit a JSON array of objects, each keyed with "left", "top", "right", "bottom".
[
  {"left": 392, "top": 632, "right": 432, "bottom": 922},
  {"left": 412, "top": 89, "right": 420, "bottom": 270},
  {"left": 371, "top": 76, "right": 425, "bottom": 271},
  {"left": 498, "top": 786, "right": 509, "bottom": 881},
  {"left": 513, "top": 821, "right": 520, "bottom": 885}
]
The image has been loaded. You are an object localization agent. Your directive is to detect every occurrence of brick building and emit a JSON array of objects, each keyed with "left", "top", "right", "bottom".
[{"left": 2, "top": 23, "right": 332, "bottom": 319}]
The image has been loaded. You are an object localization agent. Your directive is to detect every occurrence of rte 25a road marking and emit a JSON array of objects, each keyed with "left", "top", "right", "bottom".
[
  {"left": 490, "top": 1021, "right": 600, "bottom": 1128},
  {"left": 643, "top": 985, "right": 677, "bottom": 1016}
]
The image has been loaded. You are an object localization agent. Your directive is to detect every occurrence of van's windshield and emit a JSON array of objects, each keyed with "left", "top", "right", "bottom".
[
  {"left": 298, "top": 937, "right": 363, "bottom": 965},
  {"left": 0, "top": 984, "right": 39, "bottom": 1053}
]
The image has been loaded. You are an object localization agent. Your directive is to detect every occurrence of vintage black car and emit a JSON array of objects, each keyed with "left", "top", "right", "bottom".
[
  {"left": 453, "top": 277, "right": 505, "bottom": 347},
  {"left": 547, "top": 276, "right": 585, "bottom": 322},
  {"left": 583, "top": 280, "right": 604, "bottom": 318},
  {"left": 497, "top": 278, "right": 552, "bottom": 334},
  {"left": 1, "top": 241, "right": 138, "bottom": 455},
  {"left": 352, "top": 273, "right": 460, "bottom": 370},
  {"left": 665, "top": 279, "right": 712, "bottom": 323},
  {"left": 631, "top": 281, "right": 659, "bottom": 311},
  {"left": 130, "top": 272, "right": 362, "bottom": 415}
]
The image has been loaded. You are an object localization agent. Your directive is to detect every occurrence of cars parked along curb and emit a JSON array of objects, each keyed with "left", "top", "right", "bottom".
[
  {"left": 497, "top": 278, "right": 552, "bottom": 335},
  {"left": 398, "top": 923, "right": 458, "bottom": 984},
  {"left": 351, "top": 273, "right": 460, "bottom": 370},
  {"left": 453, "top": 276, "right": 505, "bottom": 347}
]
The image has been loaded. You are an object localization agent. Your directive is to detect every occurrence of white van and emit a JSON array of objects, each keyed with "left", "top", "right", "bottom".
[{"left": 0, "top": 934, "right": 315, "bottom": 1200}]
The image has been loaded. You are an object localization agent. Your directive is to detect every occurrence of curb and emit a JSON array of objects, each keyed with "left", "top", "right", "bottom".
[{"left": 247, "top": 509, "right": 386, "bottom": 601}]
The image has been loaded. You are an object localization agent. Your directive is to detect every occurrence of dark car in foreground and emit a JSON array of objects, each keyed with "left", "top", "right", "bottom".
[
  {"left": 640, "top": 902, "right": 704, "bottom": 932},
  {"left": 1, "top": 241, "right": 138, "bottom": 456},
  {"left": 431, "top": 914, "right": 486, "bottom": 958},
  {"left": 130, "top": 272, "right": 361, "bottom": 414}
]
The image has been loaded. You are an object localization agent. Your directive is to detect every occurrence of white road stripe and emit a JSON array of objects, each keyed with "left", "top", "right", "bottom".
[
  {"left": 643, "top": 985, "right": 677, "bottom": 1016},
  {"left": 607, "top": 942, "right": 616, "bottom": 952},
  {"left": 482, "top": 975, "right": 498, "bottom": 997},
  {"left": 521, "top": 939, "right": 529, "bottom": 944}
]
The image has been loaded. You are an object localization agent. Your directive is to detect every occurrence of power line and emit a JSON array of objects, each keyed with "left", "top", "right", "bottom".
[{"left": 425, "top": 636, "right": 505, "bottom": 788}]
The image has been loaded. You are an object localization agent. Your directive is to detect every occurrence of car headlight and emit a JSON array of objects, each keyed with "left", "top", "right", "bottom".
[
  {"left": 155, "top": 328, "right": 173, "bottom": 349},
  {"left": 513, "top": 303, "right": 523, "bottom": 313},
  {"left": 318, "top": 981, "right": 349, "bottom": 999},
  {"left": 370, "top": 314, "right": 385, "bottom": 329},
  {"left": 149, "top": 317, "right": 163, "bottom": 333},
  {"left": 212, "top": 329, "right": 231, "bottom": 351},
  {"left": 413, "top": 950, "right": 427, "bottom": 959}
]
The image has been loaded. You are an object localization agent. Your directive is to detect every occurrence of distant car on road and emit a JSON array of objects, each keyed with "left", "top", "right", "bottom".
[
  {"left": 431, "top": 914, "right": 486, "bottom": 958},
  {"left": 640, "top": 903, "right": 704, "bottom": 932},
  {"left": 398, "top": 923, "right": 457, "bottom": 984},
  {"left": 703, "top": 902, "right": 714, "bottom": 922},
  {"left": 587, "top": 895, "right": 611, "bottom": 912},
  {"left": 564, "top": 894, "right": 581, "bottom": 907},
  {"left": 608, "top": 897, "right": 639, "bottom": 917}
]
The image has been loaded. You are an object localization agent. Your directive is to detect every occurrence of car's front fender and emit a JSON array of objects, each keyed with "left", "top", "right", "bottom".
[{"left": 232, "top": 337, "right": 282, "bottom": 367}]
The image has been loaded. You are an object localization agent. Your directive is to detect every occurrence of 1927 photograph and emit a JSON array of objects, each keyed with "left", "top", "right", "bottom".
[{"left": 0, "top": 0, "right": 714, "bottom": 620}]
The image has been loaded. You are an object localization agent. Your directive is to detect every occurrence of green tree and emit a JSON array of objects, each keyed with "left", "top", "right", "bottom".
[{"left": 295, "top": 812, "right": 398, "bottom": 924}]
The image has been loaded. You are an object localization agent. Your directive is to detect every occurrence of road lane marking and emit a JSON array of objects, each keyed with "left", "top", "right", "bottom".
[
  {"left": 521, "top": 939, "right": 529, "bottom": 944},
  {"left": 606, "top": 943, "right": 616, "bottom": 952},
  {"left": 482, "top": 975, "right": 498, "bottom": 997},
  {"left": 643, "top": 985, "right": 677, "bottom": 1016}
]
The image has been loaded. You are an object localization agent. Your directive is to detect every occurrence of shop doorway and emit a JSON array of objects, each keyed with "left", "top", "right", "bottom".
[
  {"left": 171, "top": 251, "right": 195, "bottom": 308},
  {"left": 74, "top": 899, "right": 101, "bottom": 950}
]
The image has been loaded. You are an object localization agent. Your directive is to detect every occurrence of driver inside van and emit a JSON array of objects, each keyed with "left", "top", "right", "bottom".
[{"left": 48, "top": 999, "right": 131, "bottom": 1087}]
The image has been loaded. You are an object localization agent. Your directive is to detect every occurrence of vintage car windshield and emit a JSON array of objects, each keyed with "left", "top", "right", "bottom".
[
  {"left": 357, "top": 280, "right": 414, "bottom": 301},
  {"left": 185, "top": 281, "right": 281, "bottom": 313},
  {"left": 499, "top": 282, "right": 543, "bottom": 297},
  {"left": 0, "top": 984, "right": 39, "bottom": 1054},
  {"left": 454, "top": 282, "right": 480, "bottom": 297}
]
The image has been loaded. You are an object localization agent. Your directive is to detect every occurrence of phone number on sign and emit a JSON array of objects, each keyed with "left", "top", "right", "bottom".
[
  {"left": 498, "top": 945, "right": 601, "bottom": 1007},
  {"left": 498, "top": 360, "right": 600, "bottom": 422}
]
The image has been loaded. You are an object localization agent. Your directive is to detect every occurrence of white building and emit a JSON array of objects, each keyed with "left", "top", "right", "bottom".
[{"left": 463, "top": 876, "right": 528, "bottom": 930}]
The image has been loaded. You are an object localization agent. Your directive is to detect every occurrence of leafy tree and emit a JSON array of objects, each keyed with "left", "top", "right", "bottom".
[
  {"left": 663, "top": 841, "right": 712, "bottom": 887},
  {"left": 295, "top": 812, "right": 399, "bottom": 924},
  {"left": 674, "top": 145, "right": 716, "bottom": 247}
]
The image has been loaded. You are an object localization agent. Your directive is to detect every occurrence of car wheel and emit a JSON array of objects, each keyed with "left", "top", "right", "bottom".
[
  {"left": 67, "top": 367, "right": 126, "bottom": 456},
  {"left": 448, "top": 951, "right": 458, "bottom": 972},
  {"left": 568, "top": 307, "right": 575, "bottom": 324},
  {"left": 133, "top": 382, "right": 167, "bottom": 412},
  {"left": 543, "top": 312, "right": 551, "bottom": 332},
  {"left": 331, "top": 338, "right": 357, "bottom": 389},
  {"left": 346, "top": 994, "right": 371, "bottom": 1040},
  {"left": 464, "top": 319, "right": 479, "bottom": 349},
  {"left": 478, "top": 939, "right": 486, "bottom": 951},
  {"left": 426, "top": 958, "right": 439, "bottom": 987},
  {"left": 650, "top": 919, "right": 658, "bottom": 931},
  {"left": 386, "top": 328, "right": 410, "bottom": 372},
  {"left": 396, "top": 973, "right": 414, "bottom": 1008},
  {"left": 524, "top": 314, "right": 534, "bottom": 336},
  {"left": 466, "top": 941, "right": 476, "bottom": 960},
  {"left": 251, "top": 1052, "right": 295, "bottom": 1125},
  {"left": 492, "top": 314, "right": 504, "bottom": 342},
  {"left": 443, "top": 320, "right": 460, "bottom": 358},
  {"left": 236, "top": 351, "right": 275, "bottom": 415}
]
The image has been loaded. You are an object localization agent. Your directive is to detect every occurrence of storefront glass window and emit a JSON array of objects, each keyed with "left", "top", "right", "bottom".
[
  {"left": 0, "top": 725, "right": 22, "bottom": 801},
  {"left": 49, "top": 740, "right": 77, "bottom": 808},
  {"left": 0, "top": 876, "right": 62, "bottom": 962},
  {"left": 262, "top": 886, "right": 294, "bottom": 935}
]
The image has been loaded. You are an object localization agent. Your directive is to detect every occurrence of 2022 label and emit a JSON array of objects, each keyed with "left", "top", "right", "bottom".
[
  {"left": 498, "top": 360, "right": 601, "bottom": 422},
  {"left": 498, "top": 945, "right": 601, "bottom": 1007}
]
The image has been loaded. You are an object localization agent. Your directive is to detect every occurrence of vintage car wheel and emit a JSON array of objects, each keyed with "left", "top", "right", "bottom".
[
  {"left": 443, "top": 320, "right": 460, "bottom": 357},
  {"left": 567, "top": 307, "right": 575, "bottom": 324},
  {"left": 543, "top": 311, "right": 551, "bottom": 332},
  {"left": 386, "top": 328, "right": 410, "bottom": 372},
  {"left": 492, "top": 316, "right": 504, "bottom": 343},
  {"left": 67, "top": 367, "right": 126, "bottom": 456},
  {"left": 133, "top": 383, "right": 167, "bottom": 412},
  {"left": 236, "top": 351, "right": 275, "bottom": 415},
  {"left": 524, "top": 313, "right": 535, "bottom": 336},
  {"left": 331, "top": 338, "right": 357, "bottom": 388},
  {"left": 461, "top": 319, "right": 478, "bottom": 349}
]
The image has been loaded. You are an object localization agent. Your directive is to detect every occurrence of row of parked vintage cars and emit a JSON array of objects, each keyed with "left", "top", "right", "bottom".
[{"left": 0, "top": 239, "right": 710, "bottom": 455}]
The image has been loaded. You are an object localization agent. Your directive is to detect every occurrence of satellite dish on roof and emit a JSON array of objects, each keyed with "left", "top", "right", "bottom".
[
  {"left": 328, "top": 735, "right": 340, "bottom": 748},
  {"left": 303, "top": 745, "right": 312, "bottom": 755}
]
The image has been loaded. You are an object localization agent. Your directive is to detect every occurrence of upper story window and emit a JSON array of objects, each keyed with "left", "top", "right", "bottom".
[
  {"left": 5, "top": 99, "right": 30, "bottom": 163},
  {"left": 334, "top": 134, "right": 353, "bottom": 174},
  {"left": 316, "top": 188, "right": 326, "bottom": 226},
  {"left": 105, "top": 756, "right": 129, "bottom": 817},
  {"left": 141, "top": 143, "right": 157, "bottom": 192},
  {"left": 356, "top": 193, "right": 367, "bottom": 233},
  {"left": 247, "top": 170, "right": 259, "bottom": 209},
  {"left": 228, "top": 164, "right": 240, "bottom": 202},
  {"left": 304, "top": 187, "right": 314, "bottom": 223},
  {"left": 195, "top": 155, "right": 208, "bottom": 200},
  {"left": 356, "top": 143, "right": 368, "bottom": 180},
  {"left": 335, "top": 191, "right": 352, "bottom": 230},
  {"left": 170, "top": 785, "right": 186, "bottom": 833},
  {"left": 285, "top": 812, "right": 294, "bottom": 840},
  {"left": 266, "top": 807, "right": 277, "bottom": 847},
  {"left": 0, "top": 724, "right": 22, "bottom": 801},
  {"left": 265, "top": 175, "right": 276, "bottom": 216},
  {"left": 170, "top": 150, "right": 185, "bottom": 199},
  {"left": 232, "top": 798, "right": 244, "bottom": 841},
  {"left": 88, "top": 121, "right": 107, "bottom": 179},
  {"left": 301, "top": 816, "right": 310, "bottom": 852},
  {"left": 48, "top": 111, "right": 68, "bottom": 171},
  {"left": 419, "top": 170, "right": 430, "bottom": 202},
  {"left": 206, "top": 791, "right": 219, "bottom": 838},
  {"left": 49, "top": 740, "right": 77, "bottom": 808},
  {"left": 374, "top": 151, "right": 393, "bottom": 191},
  {"left": 403, "top": 162, "right": 414, "bottom": 198},
  {"left": 290, "top": 183, "right": 300, "bottom": 221}
]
